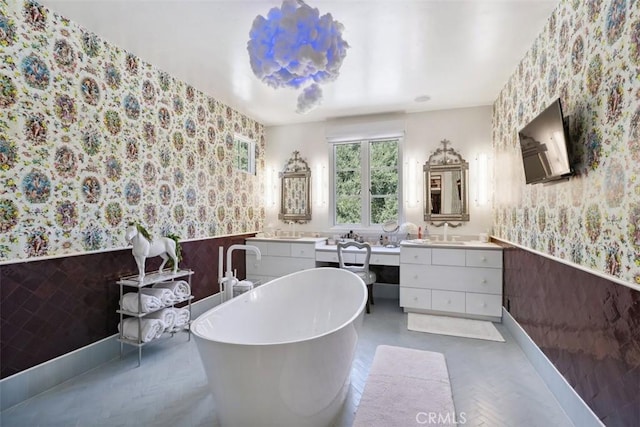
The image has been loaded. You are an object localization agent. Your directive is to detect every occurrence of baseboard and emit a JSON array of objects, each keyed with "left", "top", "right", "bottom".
[
  {"left": 502, "top": 308, "right": 604, "bottom": 427},
  {"left": 0, "top": 293, "right": 222, "bottom": 412}
]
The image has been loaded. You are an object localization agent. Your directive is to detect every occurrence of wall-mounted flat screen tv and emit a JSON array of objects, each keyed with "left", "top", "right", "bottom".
[{"left": 518, "top": 98, "right": 573, "bottom": 184}]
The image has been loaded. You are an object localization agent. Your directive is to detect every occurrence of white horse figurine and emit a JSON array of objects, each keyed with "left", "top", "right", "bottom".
[{"left": 125, "top": 223, "right": 179, "bottom": 281}]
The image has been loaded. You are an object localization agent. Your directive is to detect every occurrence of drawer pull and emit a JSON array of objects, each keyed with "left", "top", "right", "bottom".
[
  {"left": 414, "top": 255, "right": 419, "bottom": 259},
  {"left": 414, "top": 296, "right": 418, "bottom": 301},
  {"left": 482, "top": 303, "right": 487, "bottom": 307},
  {"left": 413, "top": 275, "right": 418, "bottom": 280},
  {"left": 481, "top": 279, "right": 487, "bottom": 284},
  {"left": 481, "top": 256, "right": 487, "bottom": 262},
  {"left": 447, "top": 299, "right": 451, "bottom": 304}
]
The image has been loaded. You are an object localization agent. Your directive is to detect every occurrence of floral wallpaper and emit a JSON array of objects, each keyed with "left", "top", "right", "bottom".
[
  {"left": 0, "top": 0, "right": 265, "bottom": 262},
  {"left": 492, "top": 0, "right": 640, "bottom": 284}
]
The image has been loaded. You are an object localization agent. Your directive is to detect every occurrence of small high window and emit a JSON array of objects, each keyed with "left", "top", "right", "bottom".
[{"left": 233, "top": 134, "right": 256, "bottom": 175}]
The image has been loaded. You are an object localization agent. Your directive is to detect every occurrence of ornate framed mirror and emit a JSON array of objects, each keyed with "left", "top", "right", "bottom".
[
  {"left": 424, "top": 140, "right": 469, "bottom": 222},
  {"left": 279, "top": 151, "right": 311, "bottom": 223}
]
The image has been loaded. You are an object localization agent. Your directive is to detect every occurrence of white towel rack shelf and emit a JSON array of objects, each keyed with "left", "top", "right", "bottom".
[{"left": 116, "top": 268, "right": 194, "bottom": 366}]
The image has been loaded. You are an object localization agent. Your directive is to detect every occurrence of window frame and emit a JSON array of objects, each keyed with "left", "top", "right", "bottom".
[
  {"left": 233, "top": 133, "right": 256, "bottom": 175},
  {"left": 329, "top": 137, "right": 404, "bottom": 228}
]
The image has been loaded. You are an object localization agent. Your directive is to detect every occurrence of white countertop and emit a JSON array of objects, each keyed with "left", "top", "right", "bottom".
[
  {"left": 246, "top": 236, "right": 501, "bottom": 250},
  {"left": 316, "top": 244, "right": 400, "bottom": 254},
  {"left": 400, "top": 239, "right": 502, "bottom": 249},
  {"left": 246, "top": 236, "right": 328, "bottom": 244}
]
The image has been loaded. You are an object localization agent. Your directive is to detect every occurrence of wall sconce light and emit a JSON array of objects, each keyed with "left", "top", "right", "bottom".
[
  {"left": 405, "top": 158, "right": 420, "bottom": 208},
  {"left": 315, "top": 163, "right": 326, "bottom": 206},
  {"left": 475, "top": 153, "right": 490, "bottom": 206},
  {"left": 265, "top": 166, "right": 277, "bottom": 207}
]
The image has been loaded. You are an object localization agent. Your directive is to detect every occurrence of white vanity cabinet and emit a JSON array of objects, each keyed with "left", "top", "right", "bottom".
[
  {"left": 400, "top": 244, "right": 503, "bottom": 321},
  {"left": 245, "top": 237, "right": 325, "bottom": 283}
]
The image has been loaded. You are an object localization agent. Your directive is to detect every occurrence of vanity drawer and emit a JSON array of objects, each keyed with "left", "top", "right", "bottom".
[
  {"left": 316, "top": 251, "right": 339, "bottom": 263},
  {"left": 290, "top": 243, "right": 315, "bottom": 258},
  {"left": 465, "top": 292, "right": 502, "bottom": 317},
  {"left": 466, "top": 250, "right": 502, "bottom": 268},
  {"left": 431, "top": 290, "right": 465, "bottom": 314},
  {"left": 400, "top": 247, "right": 432, "bottom": 265},
  {"left": 400, "top": 264, "right": 431, "bottom": 288},
  {"left": 267, "top": 242, "right": 291, "bottom": 257},
  {"left": 250, "top": 256, "right": 315, "bottom": 277},
  {"left": 368, "top": 253, "right": 400, "bottom": 266},
  {"left": 400, "top": 287, "right": 431, "bottom": 310},
  {"left": 422, "top": 266, "right": 502, "bottom": 294},
  {"left": 431, "top": 248, "right": 465, "bottom": 266},
  {"left": 316, "top": 251, "right": 356, "bottom": 264},
  {"left": 247, "top": 241, "right": 269, "bottom": 255}
]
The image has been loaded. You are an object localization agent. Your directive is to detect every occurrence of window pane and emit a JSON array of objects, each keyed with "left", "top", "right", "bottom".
[
  {"left": 233, "top": 136, "right": 254, "bottom": 174},
  {"left": 369, "top": 140, "right": 398, "bottom": 224},
  {"left": 371, "top": 196, "right": 398, "bottom": 224},
  {"left": 335, "top": 143, "right": 360, "bottom": 170},
  {"left": 238, "top": 140, "right": 249, "bottom": 171},
  {"left": 336, "top": 171, "right": 360, "bottom": 196},
  {"left": 332, "top": 138, "right": 401, "bottom": 226},
  {"left": 370, "top": 140, "right": 398, "bottom": 168},
  {"left": 370, "top": 169, "right": 398, "bottom": 195},
  {"left": 336, "top": 196, "right": 361, "bottom": 224},
  {"left": 335, "top": 143, "right": 362, "bottom": 224}
]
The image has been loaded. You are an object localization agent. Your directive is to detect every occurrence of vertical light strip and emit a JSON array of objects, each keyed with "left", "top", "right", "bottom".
[
  {"left": 405, "top": 158, "right": 418, "bottom": 208},
  {"left": 265, "top": 166, "right": 277, "bottom": 207},
  {"left": 476, "top": 153, "right": 489, "bottom": 206},
  {"left": 315, "top": 163, "right": 326, "bottom": 206}
]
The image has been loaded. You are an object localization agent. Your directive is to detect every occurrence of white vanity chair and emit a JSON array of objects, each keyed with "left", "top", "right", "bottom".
[{"left": 337, "top": 241, "right": 376, "bottom": 313}]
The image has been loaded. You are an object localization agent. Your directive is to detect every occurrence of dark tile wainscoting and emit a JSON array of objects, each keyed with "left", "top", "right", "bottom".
[
  {"left": 0, "top": 234, "right": 253, "bottom": 379},
  {"left": 501, "top": 243, "right": 640, "bottom": 427}
]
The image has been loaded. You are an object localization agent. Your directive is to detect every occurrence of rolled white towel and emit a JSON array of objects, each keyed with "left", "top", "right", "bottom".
[
  {"left": 120, "top": 292, "right": 163, "bottom": 313},
  {"left": 118, "top": 318, "right": 164, "bottom": 342},
  {"left": 152, "top": 280, "right": 191, "bottom": 300},
  {"left": 140, "top": 287, "right": 175, "bottom": 305},
  {"left": 145, "top": 307, "right": 177, "bottom": 330},
  {"left": 174, "top": 308, "right": 191, "bottom": 328}
]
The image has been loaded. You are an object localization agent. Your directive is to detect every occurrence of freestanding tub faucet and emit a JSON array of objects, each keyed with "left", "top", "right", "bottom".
[{"left": 218, "top": 245, "right": 262, "bottom": 302}]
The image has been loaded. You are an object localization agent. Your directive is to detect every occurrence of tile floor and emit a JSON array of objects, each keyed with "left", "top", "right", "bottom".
[{"left": 0, "top": 298, "right": 574, "bottom": 427}]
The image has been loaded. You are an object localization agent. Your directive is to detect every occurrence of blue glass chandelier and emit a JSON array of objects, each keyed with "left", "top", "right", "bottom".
[{"left": 247, "top": 0, "right": 349, "bottom": 113}]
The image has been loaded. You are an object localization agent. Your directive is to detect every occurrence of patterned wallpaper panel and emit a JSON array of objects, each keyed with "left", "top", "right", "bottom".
[
  {"left": 492, "top": 0, "right": 640, "bottom": 285},
  {"left": 0, "top": 0, "right": 265, "bottom": 262}
]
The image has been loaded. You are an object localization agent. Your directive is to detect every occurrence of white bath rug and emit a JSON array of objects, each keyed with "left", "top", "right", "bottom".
[
  {"left": 408, "top": 313, "right": 505, "bottom": 342},
  {"left": 353, "top": 345, "right": 457, "bottom": 427}
]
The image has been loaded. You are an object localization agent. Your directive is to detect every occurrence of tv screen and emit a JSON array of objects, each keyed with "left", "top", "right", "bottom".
[{"left": 518, "top": 98, "right": 572, "bottom": 184}]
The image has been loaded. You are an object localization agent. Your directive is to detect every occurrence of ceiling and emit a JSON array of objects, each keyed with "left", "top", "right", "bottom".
[{"left": 39, "top": 0, "right": 559, "bottom": 126}]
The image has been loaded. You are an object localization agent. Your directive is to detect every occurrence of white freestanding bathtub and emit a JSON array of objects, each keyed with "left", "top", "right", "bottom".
[{"left": 192, "top": 267, "right": 367, "bottom": 427}]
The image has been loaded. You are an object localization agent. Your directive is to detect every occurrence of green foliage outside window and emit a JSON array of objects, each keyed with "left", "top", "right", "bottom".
[
  {"left": 233, "top": 135, "right": 254, "bottom": 174},
  {"left": 334, "top": 139, "right": 399, "bottom": 225},
  {"left": 370, "top": 140, "right": 398, "bottom": 224},
  {"left": 335, "top": 143, "right": 361, "bottom": 224}
]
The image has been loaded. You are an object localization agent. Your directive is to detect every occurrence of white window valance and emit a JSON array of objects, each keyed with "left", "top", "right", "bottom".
[{"left": 325, "top": 114, "right": 406, "bottom": 143}]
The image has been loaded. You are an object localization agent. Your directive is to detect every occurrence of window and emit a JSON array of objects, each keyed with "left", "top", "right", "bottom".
[
  {"left": 233, "top": 134, "right": 256, "bottom": 174},
  {"left": 331, "top": 138, "right": 401, "bottom": 227}
]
